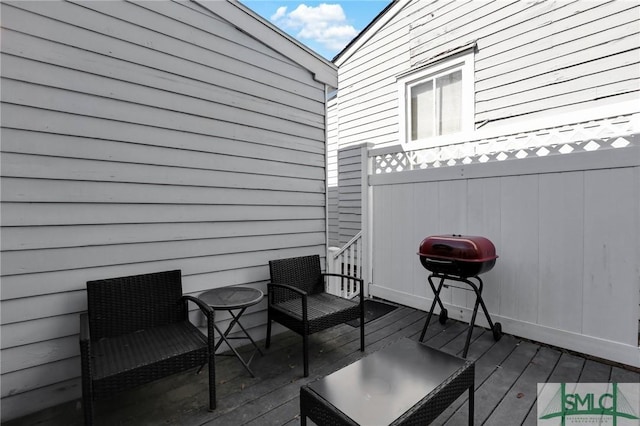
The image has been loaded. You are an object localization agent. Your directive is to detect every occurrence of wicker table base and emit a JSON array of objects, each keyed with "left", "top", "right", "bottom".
[{"left": 300, "top": 338, "right": 475, "bottom": 425}]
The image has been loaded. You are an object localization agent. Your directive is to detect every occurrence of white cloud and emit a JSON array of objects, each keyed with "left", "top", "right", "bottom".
[
  {"left": 270, "top": 6, "right": 288, "bottom": 21},
  {"left": 272, "top": 3, "right": 358, "bottom": 53}
]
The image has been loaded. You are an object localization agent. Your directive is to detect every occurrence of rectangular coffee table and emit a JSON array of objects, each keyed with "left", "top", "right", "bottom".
[{"left": 300, "top": 338, "right": 475, "bottom": 425}]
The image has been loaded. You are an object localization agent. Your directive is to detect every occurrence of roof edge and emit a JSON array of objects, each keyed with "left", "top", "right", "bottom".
[
  {"left": 332, "top": 0, "right": 402, "bottom": 66},
  {"left": 195, "top": 0, "right": 337, "bottom": 88}
]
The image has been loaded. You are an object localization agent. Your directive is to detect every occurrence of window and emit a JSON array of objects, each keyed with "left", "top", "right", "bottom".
[{"left": 398, "top": 49, "right": 474, "bottom": 146}]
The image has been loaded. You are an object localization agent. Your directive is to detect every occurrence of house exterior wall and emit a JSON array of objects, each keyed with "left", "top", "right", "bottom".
[
  {"left": 328, "top": 0, "right": 640, "bottom": 243},
  {"left": 327, "top": 96, "right": 339, "bottom": 246},
  {"left": 337, "top": 144, "right": 365, "bottom": 246},
  {"left": 0, "top": 1, "right": 332, "bottom": 421}
]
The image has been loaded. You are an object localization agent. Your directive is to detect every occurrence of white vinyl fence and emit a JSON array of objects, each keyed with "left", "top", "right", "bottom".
[{"left": 363, "top": 107, "right": 640, "bottom": 367}]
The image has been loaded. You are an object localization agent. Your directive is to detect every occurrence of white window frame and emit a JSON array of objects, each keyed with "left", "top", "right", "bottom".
[{"left": 397, "top": 49, "right": 475, "bottom": 149}]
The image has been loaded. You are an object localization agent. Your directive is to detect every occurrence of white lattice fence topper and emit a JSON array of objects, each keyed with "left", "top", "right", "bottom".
[{"left": 374, "top": 112, "right": 640, "bottom": 174}]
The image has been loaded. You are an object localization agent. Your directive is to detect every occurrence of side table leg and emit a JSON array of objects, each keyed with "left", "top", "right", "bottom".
[
  {"left": 228, "top": 309, "right": 264, "bottom": 355},
  {"left": 214, "top": 307, "right": 247, "bottom": 352},
  {"left": 213, "top": 321, "right": 257, "bottom": 377}
]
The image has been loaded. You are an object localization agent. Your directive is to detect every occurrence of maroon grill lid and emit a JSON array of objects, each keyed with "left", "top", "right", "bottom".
[{"left": 418, "top": 235, "right": 498, "bottom": 262}]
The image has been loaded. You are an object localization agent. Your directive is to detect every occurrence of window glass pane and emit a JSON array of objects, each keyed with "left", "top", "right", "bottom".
[
  {"left": 410, "top": 80, "right": 433, "bottom": 140},
  {"left": 436, "top": 70, "right": 462, "bottom": 135}
]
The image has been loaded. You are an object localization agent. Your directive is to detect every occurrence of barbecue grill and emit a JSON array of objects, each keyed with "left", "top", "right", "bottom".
[{"left": 418, "top": 234, "right": 502, "bottom": 357}]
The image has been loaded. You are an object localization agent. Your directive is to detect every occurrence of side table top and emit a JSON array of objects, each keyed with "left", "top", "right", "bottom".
[
  {"left": 306, "top": 338, "right": 472, "bottom": 425},
  {"left": 198, "top": 287, "right": 263, "bottom": 310}
]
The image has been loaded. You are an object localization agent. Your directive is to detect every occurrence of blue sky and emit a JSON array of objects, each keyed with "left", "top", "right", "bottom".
[{"left": 240, "top": 1, "right": 392, "bottom": 60}]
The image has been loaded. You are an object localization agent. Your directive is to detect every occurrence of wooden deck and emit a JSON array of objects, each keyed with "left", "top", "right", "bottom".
[{"left": 7, "top": 302, "right": 639, "bottom": 426}]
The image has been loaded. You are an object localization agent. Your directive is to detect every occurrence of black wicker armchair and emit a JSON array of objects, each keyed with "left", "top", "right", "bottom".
[
  {"left": 79, "top": 270, "right": 215, "bottom": 425},
  {"left": 265, "top": 255, "right": 364, "bottom": 377}
]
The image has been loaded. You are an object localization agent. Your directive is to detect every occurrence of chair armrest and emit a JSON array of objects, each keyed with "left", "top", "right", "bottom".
[
  {"left": 322, "top": 273, "right": 364, "bottom": 286},
  {"left": 80, "top": 313, "right": 91, "bottom": 343},
  {"left": 182, "top": 295, "right": 216, "bottom": 348},
  {"left": 267, "top": 282, "right": 308, "bottom": 297},
  {"left": 267, "top": 282, "right": 308, "bottom": 319},
  {"left": 182, "top": 295, "right": 214, "bottom": 322},
  {"left": 321, "top": 273, "right": 365, "bottom": 302},
  {"left": 79, "top": 313, "right": 94, "bottom": 386},
  {"left": 79, "top": 313, "right": 92, "bottom": 364}
]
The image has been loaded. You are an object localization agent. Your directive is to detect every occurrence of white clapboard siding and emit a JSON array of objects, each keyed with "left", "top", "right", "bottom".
[
  {"left": 2, "top": 104, "right": 324, "bottom": 156},
  {"left": 477, "top": 48, "right": 640, "bottom": 102},
  {"left": 1, "top": 109, "right": 325, "bottom": 163},
  {"left": 1, "top": 130, "right": 323, "bottom": 177},
  {"left": 339, "top": 128, "right": 399, "bottom": 148},
  {"left": 1, "top": 358, "right": 79, "bottom": 399},
  {"left": 3, "top": 2, "right": 324, "bottom": 105},
  {"left": 1, "top": 178, "right": 324, "bottom": 206},
  {"left": 2, "top": 246, "right": 324, "bottom": 301},
  {"left": 0, "top": 0, "right": 333, "bottom": 420},
  {"left": 2, "top": 220, "right": 325, "bottom": 251},
  {"left": 476, "top": 3, "right": 639, "bottom": 78},
  {"left": 408, "top": 0, "right": 508, "bottom": 60},
  {"left": 2, "top": 80, "right": 325, "bottom": 142},
  {"left": 1, "top": 203, "right": 325, "bottom": 227},
  {"left": 337, "top": 144, "right": 366, "bottom": 245},
  {"left": 1, "top": 154, "right": 324, "bottom": 194},
  {"left": 2, "top": 52, "right": 324, "bottom": 130},
  {"left": 337, "top": 89, "right": 397, "bottom": 121},
  {"left": 328, "top": 97, "right": 340, "bottom": 246},
  {"left": 80, "top": 1, "right": 312, "bottom": 82},
  {"left": 477, "top": 80, "right": 639, "bottom": 123},
  {"left": 1, "top": 315, "right": 80, "bottom": 349},
  {"left": 1, "top": 231, "right": 326, "bottom": 276}
]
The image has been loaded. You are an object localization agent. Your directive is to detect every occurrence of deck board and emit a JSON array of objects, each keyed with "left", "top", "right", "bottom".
[
  {"left": 579, "top": 359, "right": 612, "bottom": 382},
  {"left": 5, "top": 302, "right": 638, "bottom": 426},
  {"left": 485, "top": 345, "right": 561, "bottom": 425},
  {"left": 520, "top": 352, "right": 587, "bottom": 425}
]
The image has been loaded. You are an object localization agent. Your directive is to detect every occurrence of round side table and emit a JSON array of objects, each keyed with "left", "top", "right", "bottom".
[{"left": 199, "top": 286, "right": 264, "bottom": 377}]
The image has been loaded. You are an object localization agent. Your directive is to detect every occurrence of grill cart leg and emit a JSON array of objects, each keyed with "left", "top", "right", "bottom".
[
  {"left": 421, "top": 273, "right": 502, "bottom": 357},
  {"left": 462, "top": 278, "right": 482, "bottom": 358},
  {"left": 461, "top": 276, "right": 502, "bottom": 358},
  {"left": 419, "top": 275, "right": 448, "bottom": 342}
]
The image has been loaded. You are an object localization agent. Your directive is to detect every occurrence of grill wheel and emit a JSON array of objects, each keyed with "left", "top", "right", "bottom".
[
  {"left": 492, "top": 322, "right": 503, "bottom": 341},
  {"left": 438, "top": 309, "right": 448, "bottom": 324}
]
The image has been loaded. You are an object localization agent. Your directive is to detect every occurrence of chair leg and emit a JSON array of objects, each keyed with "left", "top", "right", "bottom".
[
  {"left": 81, "top": 366, "right": 93, "bottom": 426},
  {"left": 82, "top": 393, "right": 93, "bottom": 426},
  {"left": 208, "top": 356, "right": 216, "bottom": 411},
  {"left": 468, "top": 383, "right": 474, "bottom": 426},
  {"left": 265, "top": 316, "right": 272, "bottom": 349},
  {"left": 360, "top": 303, "right": 365, "bottom": 352},
  {"left": 303, "top": 333, "right": 309, "bottom": 377}
]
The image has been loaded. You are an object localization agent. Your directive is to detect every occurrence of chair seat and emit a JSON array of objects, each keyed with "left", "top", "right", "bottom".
[
  {"left": 273, "top": 293, "right": 359, "bottom": 332},
  {"left": 266, "top": 254, "right": 364, "bottom": 377},
  {"left": 92, "top": 321, "right": 208, "bottom": 381}
]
